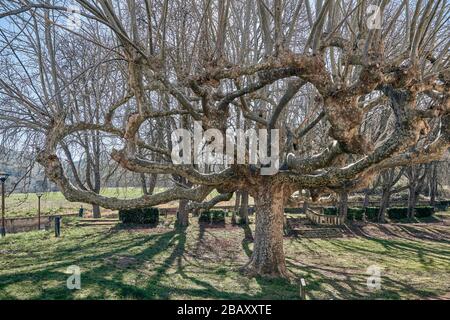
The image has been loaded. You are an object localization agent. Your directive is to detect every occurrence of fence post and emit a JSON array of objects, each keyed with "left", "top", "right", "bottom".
[
  {"left": 300, "top": 278, "right": 307, "bottom": 300},
  {"left": 55, "top": 216, "right": 61, "bottom": 237}
]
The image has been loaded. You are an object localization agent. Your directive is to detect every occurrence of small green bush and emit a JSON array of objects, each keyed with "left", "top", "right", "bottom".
[
  {"left": 119, "top": 207, "right": 159, "bottom": 224},
  {"left": 211, "top": 210, "right": 226, "bottom": 223},
  {"left": 323, "top": 207, "right": 338, "bottom": 215},
  {"left": 414, "top": 206, "right": 434, "bottom": 218},
  {"left": 435, "top": 203, "right": 448, "bottom": 211},
  {"left": 365, "top": 207, "right": 379, "bottom": 221},
  {"left": 435, "top": 200, "right": 449, "bottom": 211},
  {"left": 199, "top": 210, "right": 226, "bottom": 224},
  {"left": 347, "top": 208, "right": 364, "bottom": 221},
  {"left": 199, "top": 211, "right": 211, "bottom": 223},
  {"left": 387, "top": 207, "right": 408, "bottom": 220}
]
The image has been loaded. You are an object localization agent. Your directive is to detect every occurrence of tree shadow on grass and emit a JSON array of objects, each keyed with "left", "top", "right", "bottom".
[
  {"left": 5, "top": 222, "right": 444, "bottom": 300},
  {"left": 1, "top": 226, "right": 299, "bottom": 300},
  {"left": 0, "top": 230, "right": 179, "bottom": 299},
  {"left": 285, "top": 259, "right": 440, "bottom": 300}
]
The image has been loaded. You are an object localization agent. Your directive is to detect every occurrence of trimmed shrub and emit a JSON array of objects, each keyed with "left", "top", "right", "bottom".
[
  {"left": 435, "top": 200, "right": 449, "bottom": 212},
  {"left": 348, "top": 208, "right": 364, "bottom": 221},
  {"left": 211, "top": 210, "right": 226, "bottom": 223},
  {"left": 414, "top": 206, "right": 434, "bottom": 218},
  {"left": 199, "top": 210, "right": 226, "bottom": 224},
  {"left": 387, "top": 207, "right": 408, "bottom": 220},
  {"left": 435, "top": 203, "right": 448, "bottom": 211},
  {"left": 365, "top": 207, "right": 379, "bottom": 221},
  {"left": 119, "top": 207, "right": 159, "bottom": 224},
  {"left": 199, "top": 211, "right": 211, "bottom": 223},
  {"left": 323, "top": 207, "right": 338, "bottom": 215}
]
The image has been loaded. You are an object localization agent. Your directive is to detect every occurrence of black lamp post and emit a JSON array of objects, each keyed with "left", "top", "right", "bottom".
[
  {"left": 36, "top": 192, "right": 44, "bottom": 230},
  {"left": 0, "top": 172, "right": 10, "bottom": 237}
]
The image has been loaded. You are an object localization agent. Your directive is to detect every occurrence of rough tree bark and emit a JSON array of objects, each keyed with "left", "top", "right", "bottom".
[
  {"left": 244, "top": 182, "right": 291, "bottom": 277},
  {"left": 232, "top": 191, "right": 240, "bottom": 225},
  {"left": 239, "top": 190, "right": 253, "bottom": 241},
  {"left": 239, "top": 190, "right": 250, "bottom": 224},
  {"left": 429, "top": 162, "right": 438, "bottom": 207},
  {"left": 378, "top": 190, "right": 390, "bottom": 223},
  {"left": 92, "top": 204, "right": 101, "bottom": 219},
  {"left": 338, "top": 190, "right": 348, "bottom": 219},
  {"left": 177, "top": 199, "right": 189, "bottom": 228},
  {"left": 405, "top": 166, "right": 427, "bottom": 219},
  {"left": 363, "top": 189, "right": 370, "bottom": 209}
]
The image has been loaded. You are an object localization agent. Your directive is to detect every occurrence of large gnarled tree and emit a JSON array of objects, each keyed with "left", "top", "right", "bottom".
[{"left": 0, "top": 0, "right": 449, "bottom": 277}]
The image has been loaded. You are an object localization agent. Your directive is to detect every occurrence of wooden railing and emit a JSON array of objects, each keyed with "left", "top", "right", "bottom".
[{"left": 306, "top": 208, "right": 345, "bottom": 225}]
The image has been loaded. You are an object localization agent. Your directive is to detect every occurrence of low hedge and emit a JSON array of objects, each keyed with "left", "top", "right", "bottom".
[
  {"left": 347, "top": 208, "right": 365, "bottom": 221},
  {"left": 387, "top": 207, "right": 408, "bottom": 220},
  {"left": 323, "top": 207, "right": 364, "bottom": 220},
  {"left": 322, "top": 206, "right": 387, "bottom": 221},
  {"left": 435, "top": 203, "right": 448, "bottom": 211},
  {"left": 323, "top": 207, "right": 338, "bottom": 215},
  {"left": 199, "top": 211, "right": 211, "bottom": 223},
  {"left": 211, "top": 210, "right": 226, "bottom": 223},
  {"left": 365, "top": 207, "right": 379, "bottom": 221},
  {"left": 435, "top": 200, "right": 449, "bottom": 211},
  {"left": 387, "top": 206, "right": 435, "bottom": 219},
  {"left": 414, "top": 206, "right": 434, "bottom": 218},
  {"left": 317, "top": 205, "right": 435, "bottom": 221},
  {"left": 119, "top": 207, "right": 159, "bottom": 224},
  {"left": 199, "top": 210, "right": 226, "bottom": 224}
]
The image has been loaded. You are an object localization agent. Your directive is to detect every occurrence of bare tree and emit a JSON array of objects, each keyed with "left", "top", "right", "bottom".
[{"left": 377, "top": 168, "right": 405, "bottom": 222}]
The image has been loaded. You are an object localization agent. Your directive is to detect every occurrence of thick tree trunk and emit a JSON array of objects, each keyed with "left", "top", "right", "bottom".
[
  {"left": 378, "top": 190, "right": 390, "bottom": 223},
  {"left": 363, "top": 189, "right": 370, "bottom": 209},
  {"left": 147, "top": 173, "right": 157, "bottom": 195},
  {"left": 302, "top": 200, "right": 308, "bottom": 214},
  {"left": 140, "top": 173, "right": 149, "bottom": 195},
  {"left": 92, "top": 204, "right": 101, "bottom": 218},
  {"left": 239, "top": 190, "right": 249, "bottom": 224},
  {"left": 407, "top": 187, "right": 417, "bottom": 218},
  {"left": 176, "top": 199, "right": 189, "bottom": 227},
  {"left": 232, "top": 191, "right": 240, "bottom": 225},
  {"left": 430, "top": 163, "right": 437, "bottom": 207},
  {"left": 338, "top": 190, "right": 348, "bottom": 219},
  {"left": 244, "top": 184, "right": 288, "bottom": 278}
]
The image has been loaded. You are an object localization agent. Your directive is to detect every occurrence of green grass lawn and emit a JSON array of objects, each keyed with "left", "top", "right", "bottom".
[{"left": 1, "top": 212, "right": 449, "bottom": 300}]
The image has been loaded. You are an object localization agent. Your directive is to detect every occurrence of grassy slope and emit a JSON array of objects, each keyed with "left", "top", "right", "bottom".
[{"left": 1, "top": 213, "right": 449, "bottom": 300}]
